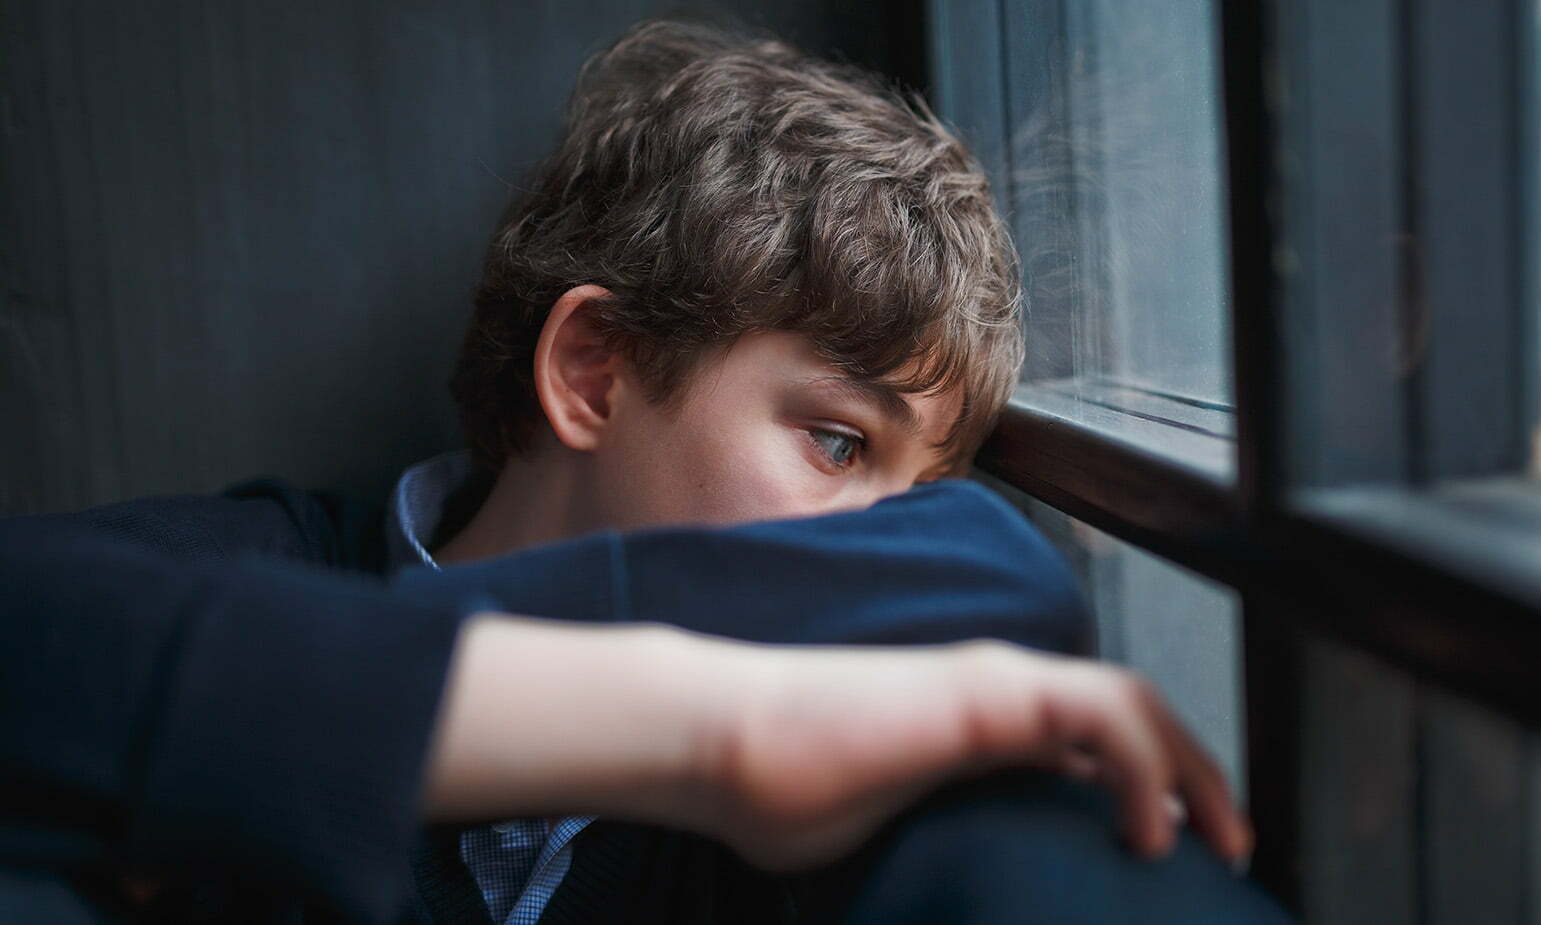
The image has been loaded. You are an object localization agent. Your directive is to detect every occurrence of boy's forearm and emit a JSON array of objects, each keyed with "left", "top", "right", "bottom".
[
  {"left": 421, "top": 614, "right": 740, "bottom": 829},
  {"left": 420, "top": 615, "right": 1252, "bottom": 873}
]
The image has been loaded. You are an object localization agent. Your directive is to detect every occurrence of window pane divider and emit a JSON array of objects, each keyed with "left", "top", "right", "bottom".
[
  {"left": 983, "top": 396, "right": 1541, "bottom": 726},
  {"left": 980, "top": 394, "right": 1239, "bottom": 579}
]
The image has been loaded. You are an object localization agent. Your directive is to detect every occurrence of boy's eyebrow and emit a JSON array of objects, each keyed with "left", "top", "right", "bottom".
[{"left": 803, "top": 376, "right": 921, "bottom": 436}]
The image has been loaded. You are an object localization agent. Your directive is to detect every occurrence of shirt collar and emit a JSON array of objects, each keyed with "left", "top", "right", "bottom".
[{"left": 385, "top": 449, "right": 476, "bottom": 574}]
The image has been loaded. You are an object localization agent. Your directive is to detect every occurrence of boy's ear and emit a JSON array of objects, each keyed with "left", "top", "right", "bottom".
[{"left": 533, "top": 285, "right": 623, "bottom": 452}]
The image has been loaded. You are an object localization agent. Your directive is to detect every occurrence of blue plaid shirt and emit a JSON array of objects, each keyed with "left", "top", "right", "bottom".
[{"left": 386, "top": 451, "right": 595, "bottom": 924}]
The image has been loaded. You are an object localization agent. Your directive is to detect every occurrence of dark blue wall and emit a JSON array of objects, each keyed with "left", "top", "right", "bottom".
[{"left": 1, "top": 1, "right": 924, "bottom": 512}]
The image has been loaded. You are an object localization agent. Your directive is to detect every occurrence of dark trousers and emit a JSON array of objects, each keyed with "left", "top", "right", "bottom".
[
  {"left": 794, "top": 771, "right": 1292, "bottom": 925},
  {"left": 521, "top": 770, "right": 1292, "bottom": 925}
]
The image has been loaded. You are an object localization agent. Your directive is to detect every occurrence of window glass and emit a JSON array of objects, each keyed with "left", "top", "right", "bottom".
[
  {"left": 1019, "top": 494, "right": 1245, "bottom": 792},
  {"left": 931, "top": 0, "right": 1232, "bottom": 471},
  {"left": 1293, "top": 634, "right": 1541, "bottom": 921},
  {"left": 1420, "top": 689, "right": 1537, "bottom": 922},
  {"left": 1035, "top": 0, "right": 1231, "bottom": 403},
  {"left": 1005, "top": 0, "right": 1234, "bottom": 472}
]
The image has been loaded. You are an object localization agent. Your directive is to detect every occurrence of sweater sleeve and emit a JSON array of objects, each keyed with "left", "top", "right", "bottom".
[
  {"left": 0, "top": 476, "right": 1084, "bottom": 920},
  {"left": 391, "top": 479, "right": 1089, "bottom": 654},
  {"left": 0, "top": 518, "right": 466, "bottom": 921}
]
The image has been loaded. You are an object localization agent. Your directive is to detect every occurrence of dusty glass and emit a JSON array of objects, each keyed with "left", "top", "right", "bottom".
[{"left": 1010, "top": 0, "right": 1234, "bottom": 474}]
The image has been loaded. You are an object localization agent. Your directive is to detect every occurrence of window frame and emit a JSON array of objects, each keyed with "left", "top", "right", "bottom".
[{"left": 932, "top": 0, "right": 1541, "bottom": 912}]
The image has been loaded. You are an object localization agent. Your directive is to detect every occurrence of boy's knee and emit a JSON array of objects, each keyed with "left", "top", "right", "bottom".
[{"left": 794, "top": 771, "right": 1291, "bottom": 925}]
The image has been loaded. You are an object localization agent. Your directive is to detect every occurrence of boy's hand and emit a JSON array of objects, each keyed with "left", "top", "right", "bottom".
[
  {"left": 425, "top": 617, "right": 1251, "bottom": 874},
  {"left": 692, "top": 639, "right": 1253, "bottom": 872}
]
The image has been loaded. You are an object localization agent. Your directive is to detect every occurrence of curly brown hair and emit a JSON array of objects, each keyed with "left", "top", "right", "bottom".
[{"left": 450, "top": 20, "right": 1022, "bottom": 472}]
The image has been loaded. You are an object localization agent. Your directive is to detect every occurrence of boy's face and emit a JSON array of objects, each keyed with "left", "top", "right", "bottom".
[{"left": 585, "top": 331, "right": 962, "bottom": 533}]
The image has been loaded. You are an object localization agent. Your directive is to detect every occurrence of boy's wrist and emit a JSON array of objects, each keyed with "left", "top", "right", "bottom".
[
  {"left": 424, "top": 614, "right": 770, "bottom": 829},
  {"left": 632, "top": 624, "right": 774, "bottom": 833}
]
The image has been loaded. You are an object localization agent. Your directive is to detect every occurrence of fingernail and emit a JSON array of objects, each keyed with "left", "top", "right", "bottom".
[{"left": 1163, "top": 793, "right": 1186, "bottom": 826}]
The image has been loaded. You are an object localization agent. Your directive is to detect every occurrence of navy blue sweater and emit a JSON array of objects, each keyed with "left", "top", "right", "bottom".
[{"left": 0, "top": 477, "right": 1086, "bottom": 922}]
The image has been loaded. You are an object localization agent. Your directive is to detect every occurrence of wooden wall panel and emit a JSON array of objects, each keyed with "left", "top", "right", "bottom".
[{"left": 1, "top": 0, "right": 923, "bottom": 512}]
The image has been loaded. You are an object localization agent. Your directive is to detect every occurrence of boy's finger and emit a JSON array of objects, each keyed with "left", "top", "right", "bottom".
[
  {"left": 1056, "top": 744, "right": 1100, "bottom": 781},
  {"left": 1150, "top": 699, "right": 1253, "bottom": 864},
  {"left": 1061, "top": 675, "right": 1176, "bottom": 858},
  {"left": 1164, "top": 791, "right": 1187, "bottom": 825},
  {"left": 1115, "top": 684, "right": 1185, "bottom": 857},
  {"left": 1162, "top": 712, "right": 1250, "bottom": 861}
]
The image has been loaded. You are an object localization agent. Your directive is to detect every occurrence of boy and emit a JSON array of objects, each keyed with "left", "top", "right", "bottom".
[
  {"left": 402, "top": 19, "right": 1044, "bottom": 918},
  {"left": 356, "top": 20, "right": 1269, "bottom": 923},
  {"left": 0, "top": 19, "right": 1281, "bottom": 925},
  {"left": 399, "top": 19, "right": 1143, "bottom": 917}
]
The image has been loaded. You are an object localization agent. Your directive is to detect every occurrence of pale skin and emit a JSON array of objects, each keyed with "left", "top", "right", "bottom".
[{"left": 420, "top": 285, "right": 1255, "bottom": 870}]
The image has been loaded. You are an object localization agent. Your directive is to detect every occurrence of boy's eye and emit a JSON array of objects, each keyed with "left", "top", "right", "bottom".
[{"left": 808, "top": 428, "right": 864, "bottom": 469}]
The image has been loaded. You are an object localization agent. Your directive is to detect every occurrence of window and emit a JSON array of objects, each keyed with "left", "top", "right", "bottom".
[
  {"left": 935, "top": 0, "right": 1233, "bottom": 481},
  {"left": 1003, "top": 481, "right": 1245, "bottom": 792},
  {"left": 937, "top": 0, "right": 1541, "bottom": 918}
]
